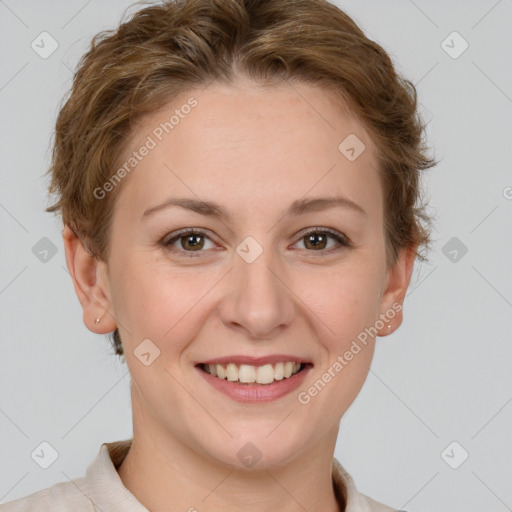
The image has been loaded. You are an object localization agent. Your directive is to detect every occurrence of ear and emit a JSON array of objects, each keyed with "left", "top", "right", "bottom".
[
  {"left": 62, "top": 225, "right": 117, "bottom": 334},
  {"left": 377, "top": 245, "right": 417, "bottom": 336}
]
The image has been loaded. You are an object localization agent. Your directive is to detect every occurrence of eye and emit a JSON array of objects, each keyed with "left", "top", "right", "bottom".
[
  {"left": 163, "top": 228, "right": 216, "bottom": 256},
  {"left": 294, "top": 227, "right": 351, "bottom": 253},
  {"left": 162, "top": 226, "right": 351, "bottom": 258}
]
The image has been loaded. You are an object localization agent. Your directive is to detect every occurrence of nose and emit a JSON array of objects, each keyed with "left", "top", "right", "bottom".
[{"left": 218, "top": 244, "right": 295, "bottom": 339}]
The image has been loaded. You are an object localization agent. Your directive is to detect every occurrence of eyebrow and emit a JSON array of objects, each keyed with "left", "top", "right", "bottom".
[{"left": 142, "top": 195, "right": 367, "bottom": 220}]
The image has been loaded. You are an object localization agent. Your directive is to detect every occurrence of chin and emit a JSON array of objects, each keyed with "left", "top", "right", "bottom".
[{"left": 200, "top": 430, "right": 307, "bottom": 471}]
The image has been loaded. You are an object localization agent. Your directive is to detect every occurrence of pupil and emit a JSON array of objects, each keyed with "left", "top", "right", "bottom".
[
  {"left": 184, "top": 234, "right": 203, "bottom": 250},
  {"left": 307, "top": 233, "right": 326, "bottom": 250}
]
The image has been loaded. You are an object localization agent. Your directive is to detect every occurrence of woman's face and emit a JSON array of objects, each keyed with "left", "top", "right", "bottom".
[{"left": 90, "top": 78, "right": 412, "bottom": 468}]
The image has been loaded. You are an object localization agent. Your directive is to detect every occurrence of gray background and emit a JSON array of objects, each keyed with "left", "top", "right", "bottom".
[{"left": 1, "top": 1, "right": 511, "bottom": 510}]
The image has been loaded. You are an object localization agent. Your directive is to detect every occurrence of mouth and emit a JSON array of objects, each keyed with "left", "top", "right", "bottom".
[
  {"left": 195, "top": 355, "right": 313, "bottom": 402},
  {"left": 197, "top": 361, "right": 311, "bottom": 385}
]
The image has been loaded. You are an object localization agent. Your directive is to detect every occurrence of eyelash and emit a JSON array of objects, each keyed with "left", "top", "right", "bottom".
[{"left": 162, "top": 227, "right": 351, "bottom": 258}]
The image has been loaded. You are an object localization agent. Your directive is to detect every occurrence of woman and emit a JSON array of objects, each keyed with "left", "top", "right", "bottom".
[{"left": 1, "top": 0, "right": 435, "bottom": 510}]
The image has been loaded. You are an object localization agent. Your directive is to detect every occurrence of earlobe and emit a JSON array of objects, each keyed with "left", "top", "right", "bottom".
[
  {"left": 377, "top": 245, "right": 417, "bottom": 336},
  {"left": 62, "top": 225, "right": 117, "bottom": 334}
]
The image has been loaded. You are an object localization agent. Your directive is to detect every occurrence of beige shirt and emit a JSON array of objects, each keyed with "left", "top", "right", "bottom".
[{"left": 0, "top": 439, "right": 404, "bottom": 512}]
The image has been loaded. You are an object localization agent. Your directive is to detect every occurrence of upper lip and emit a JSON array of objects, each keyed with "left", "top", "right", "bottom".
[{"left": 198, "top": 355, "right": 312, "bottom": 366}]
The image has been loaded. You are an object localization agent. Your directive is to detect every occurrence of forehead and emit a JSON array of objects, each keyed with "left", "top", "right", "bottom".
[{"left": 113, "top": 79, "right": 382, "bottom": 223}]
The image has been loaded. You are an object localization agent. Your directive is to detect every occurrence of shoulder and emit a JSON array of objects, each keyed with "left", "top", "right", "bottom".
[
  {"left": 358, "top": 492, "right": 409, "bottom": 512},
  {"left": 0, "top": 477, "right": 94, "bottom": 512},
  {"left": 332, "top": 458, "right": 408, "bottom": 512}
]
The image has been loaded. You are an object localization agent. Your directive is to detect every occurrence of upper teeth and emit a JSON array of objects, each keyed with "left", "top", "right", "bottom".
[{"left": 204, "top": 362, "right": 302, "bottom": 384}]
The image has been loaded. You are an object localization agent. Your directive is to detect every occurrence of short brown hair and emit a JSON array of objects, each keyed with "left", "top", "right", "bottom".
[{"left": 46, "top": 0, "right": 437, "bottom": 357}]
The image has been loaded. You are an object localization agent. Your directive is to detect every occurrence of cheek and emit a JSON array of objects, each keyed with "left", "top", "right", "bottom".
[
  {"left": 110, "top": 254, "right": 219, "bottom": 346},
  {"left": 303, "top": 273, "right": 379, "bottom": 412},
  {"left": 303, "top": 264, "right": 383, "bottom": 340}
]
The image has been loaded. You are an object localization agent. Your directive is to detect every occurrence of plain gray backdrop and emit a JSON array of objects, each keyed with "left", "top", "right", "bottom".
[{"left": 1, "top": 1, "right": 511, "bottom": 511}]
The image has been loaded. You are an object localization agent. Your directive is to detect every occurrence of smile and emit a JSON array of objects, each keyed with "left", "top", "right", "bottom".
[
  {"left": 196, "top": 358, "right": 313, "bottom": 403},
  {"left": 200, "top": 362, "right": 303, "bottom": 385}
]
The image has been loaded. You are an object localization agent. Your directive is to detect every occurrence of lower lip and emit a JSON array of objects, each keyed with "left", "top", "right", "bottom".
[{"left": 196, "top": 365, "right": 312, "bottom": 403}]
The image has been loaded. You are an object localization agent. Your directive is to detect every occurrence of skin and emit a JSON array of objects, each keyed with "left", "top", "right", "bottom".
[{"left": 63, "top": 77, "right": 416, "bottom": 512}]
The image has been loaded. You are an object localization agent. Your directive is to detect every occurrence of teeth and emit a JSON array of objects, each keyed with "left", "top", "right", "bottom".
[
  {"left": 203, "top": 361, "right": 303, "bottom": 384},
  {"left": 256, "top": 364, "right": 275, "bottom": 384},
  {"left": 239, "top": 364, "right": 256, "bottom": 383},
  {"left": 274, "top": 362, "right": 284, "bottom": 380},
  {"left": 226, "top": 363, "right": 238, "bottom": 382}
]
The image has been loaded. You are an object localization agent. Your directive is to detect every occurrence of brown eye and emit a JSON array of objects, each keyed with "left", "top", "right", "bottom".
[
  {"left": 179, "top": 233, "right": 205, "bottom": 251},
  {"left": 296, "top": 228, "right": 351, "bottom": 253},
  {"left": 303, "top": 232, "right": 328, "bottom": 250},
  {"left": 163, "top": 229, "right": 215, "bottom": 255}
]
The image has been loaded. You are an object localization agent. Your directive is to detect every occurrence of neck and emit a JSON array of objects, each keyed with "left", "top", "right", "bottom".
[{"left": 117, "top": 391, "right": 344, "bottom": 512}]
